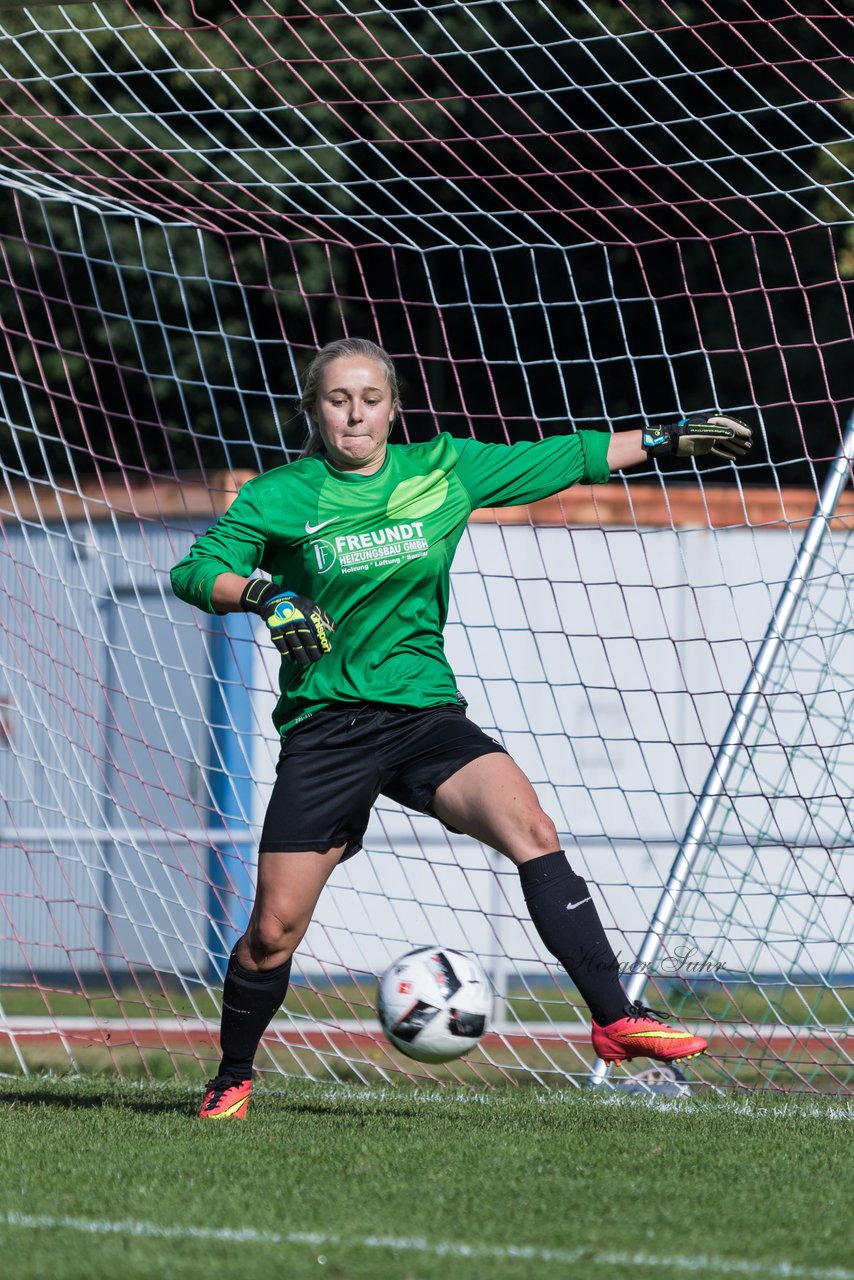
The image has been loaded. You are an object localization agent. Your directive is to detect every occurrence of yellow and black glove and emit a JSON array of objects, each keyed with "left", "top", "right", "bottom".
[
  {"left": 240, "top": 580, "right": 335, "bottom": 666},
  {"left": 643, "top": 412, "right": 753, "bottom": 461}
]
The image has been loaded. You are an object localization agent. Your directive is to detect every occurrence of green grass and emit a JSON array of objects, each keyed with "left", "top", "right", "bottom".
[
  {"left": 5, "top": 977, "right": 850, "bottom": 1027},
  {"left": 4, "top": 977, "right": 851, "bottom": 1094},
  {"left": 0, "top": 978, "right": 379, "bottom": 1023},
  {"left": 0, "top": 1076, "right": 850, "bottom": 1280}
]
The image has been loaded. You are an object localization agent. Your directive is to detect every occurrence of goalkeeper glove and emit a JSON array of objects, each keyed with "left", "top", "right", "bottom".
[
  {"left": 642, "top": 412, "right": 753, "bottom": 461},
  {"left": 240, "top": 580, "right": 335, "bottom": 666}
]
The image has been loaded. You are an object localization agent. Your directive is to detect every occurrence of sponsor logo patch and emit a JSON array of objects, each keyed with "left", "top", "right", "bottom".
[{"left": 306, "top": 521, "right": 431, "bottom": 576}]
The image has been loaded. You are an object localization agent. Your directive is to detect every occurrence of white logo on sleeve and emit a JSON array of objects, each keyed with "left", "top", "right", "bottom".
[
  {"left": 565, "top": 897, "right": 592, "bottom": 911},
  {"left": 305, "top": 517, "right": 339, "bottom": 535}
]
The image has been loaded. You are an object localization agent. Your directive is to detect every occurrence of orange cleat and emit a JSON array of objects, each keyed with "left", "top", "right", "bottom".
[
  {"left": 592, "top": 1001, "right": 708, "bottom": 1065},
  {"left": 198, "top": 1076, "right": 252, "bottom": 1120}
]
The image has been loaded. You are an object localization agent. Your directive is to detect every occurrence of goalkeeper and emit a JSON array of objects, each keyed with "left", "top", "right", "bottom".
[{"left": 170, "top": 337, "right": 752, "bottom": 1120}]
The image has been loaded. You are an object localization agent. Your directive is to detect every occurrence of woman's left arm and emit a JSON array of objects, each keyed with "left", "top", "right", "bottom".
[
  {"left": 607, "top": 414, "right": 753, "bottom": 471},
  {"left": 450, "top": 414, "right": 752, "bottom": 510},
  {"left": 606, "top": 430, "right": 646, "bottom": 472}
]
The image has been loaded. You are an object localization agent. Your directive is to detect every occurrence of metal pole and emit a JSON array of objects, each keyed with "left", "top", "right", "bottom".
[
  {"left": 208, "top": 613, "right": 256, "bottom": 980},
  {"left": 588, "top": 411, "right": 854, "bottom": 1086}
]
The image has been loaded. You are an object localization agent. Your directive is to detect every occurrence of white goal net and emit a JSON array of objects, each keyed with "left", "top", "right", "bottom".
[{"left": 0, "top": 1, "right": 852, "bottom": 1093}]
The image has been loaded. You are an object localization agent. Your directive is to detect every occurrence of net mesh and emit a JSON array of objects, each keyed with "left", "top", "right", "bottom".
[{"left": 0, "top": 0, "right": 852, "bottom": 1092}]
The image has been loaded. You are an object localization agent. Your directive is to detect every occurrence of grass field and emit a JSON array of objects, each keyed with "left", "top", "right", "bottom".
[
  {"left": 3, "top": 977, "right": 852, "bottom": 1094},
  {"left": 0, "top": 1075, "right": 851, "bottom": 1280},
  {"left": 3, "top": 977, "right": 851, "bottom": 1029}
]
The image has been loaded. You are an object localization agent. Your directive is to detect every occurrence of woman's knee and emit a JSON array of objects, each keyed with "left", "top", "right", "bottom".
[
  {"left": 525, "top": 810, "right": 560, "bottom": 855},
  {"left": 496, "top": 805, "right": 560, "bottom": 863},
  {"left": 244, "top": 907, "right": 305, "bottom": 964}
]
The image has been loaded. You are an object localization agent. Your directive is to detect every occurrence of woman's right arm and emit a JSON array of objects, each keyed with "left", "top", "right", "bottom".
[
  {"left": 171, "top": 483, "right": 334, "bottom": 664},
  {"left": 210, "top": 572, "right": 251, "bottom": 614},
  {"left": 170, "top": 482, "right": 266, "bottom": 614}
]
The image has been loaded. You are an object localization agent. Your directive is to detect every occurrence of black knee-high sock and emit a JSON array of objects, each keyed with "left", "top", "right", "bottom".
[
  {"left": 217, "top": 950, "right": 292, "bottom": 1082},
  {"left": 518, "top": 850, "right": 627, "bottom": 1026}
]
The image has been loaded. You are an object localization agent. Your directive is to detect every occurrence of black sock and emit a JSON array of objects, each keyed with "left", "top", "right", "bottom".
[
  {"left": 217, "top": 950, "right": 292, "bottom": 1082},
  {"left": 518, "top": 850, "right": 627, "bottom": 1026}
]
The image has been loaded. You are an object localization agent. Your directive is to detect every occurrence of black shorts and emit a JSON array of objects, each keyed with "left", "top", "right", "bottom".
[{"left": 258, "top": 702, "right": 507, "bottom": 861}]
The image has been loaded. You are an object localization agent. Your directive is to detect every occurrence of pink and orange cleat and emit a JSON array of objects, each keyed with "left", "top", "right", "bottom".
[
  {"left": 198, "top": 1076, "right": 252, "bottom": 1120},
  {"left": 592, "top": 1001, "right": 708, "bottom": 1065}
]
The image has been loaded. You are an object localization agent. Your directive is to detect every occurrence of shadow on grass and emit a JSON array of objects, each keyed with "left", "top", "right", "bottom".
[
  {"left": 0, "top": 1081, "right": 199, "bottom": 1117},
  {"left": 274, "top": 1095, "right": 425, "bottom": 1124},
  {"left": 0, "top": 1078, "right": 432, "bottom": 1123}
]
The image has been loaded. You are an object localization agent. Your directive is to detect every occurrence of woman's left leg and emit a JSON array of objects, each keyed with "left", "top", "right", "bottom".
[
  {"left": 430, "top": 753, "right": 628, "bottom": 1025},
  {"left": 430, "top": 753, "right": 709, "bottom": 1064}
]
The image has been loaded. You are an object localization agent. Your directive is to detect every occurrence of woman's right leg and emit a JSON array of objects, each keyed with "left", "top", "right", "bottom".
[
  {"left": 237, "top": 844, "right": 348, "bottom": 971},
  {"left": 202, "top": 845, "right": 346, "bottom": 1117}
]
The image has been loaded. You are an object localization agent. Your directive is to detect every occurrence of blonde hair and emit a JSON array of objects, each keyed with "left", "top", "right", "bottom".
[{"left": 298, "top": 338, "right": 400, "bottom": 458}]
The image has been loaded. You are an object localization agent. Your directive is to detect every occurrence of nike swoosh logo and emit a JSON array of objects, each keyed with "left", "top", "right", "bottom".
[
  {"left": 305, "top": 517, "right": 339, "bottom": 535},
  {"left": 623, "top": 1029, "right": 692, "bottom": 1039},
  {"left": 565, "top": 897, "right": 592, "bottom": 911}
]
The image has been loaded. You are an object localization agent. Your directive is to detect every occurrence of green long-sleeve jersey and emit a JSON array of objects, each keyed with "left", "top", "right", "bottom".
[{"left": 170, "top": 430, "right": 611, "bottom": 736}]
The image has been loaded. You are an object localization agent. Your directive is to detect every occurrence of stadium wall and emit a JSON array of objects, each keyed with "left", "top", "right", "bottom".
[{"left": 1, "top": 475, "right": 851, "bottom": 984}]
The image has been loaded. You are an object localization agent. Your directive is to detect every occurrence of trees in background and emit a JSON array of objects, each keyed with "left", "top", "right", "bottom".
[{"left": 0, "top": 1, "right": 850, "bottom": 482}]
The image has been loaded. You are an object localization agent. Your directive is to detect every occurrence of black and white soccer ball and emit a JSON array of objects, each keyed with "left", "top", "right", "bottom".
[{"left": 377, "top": 946, "right": 493, "bottom": 1064}]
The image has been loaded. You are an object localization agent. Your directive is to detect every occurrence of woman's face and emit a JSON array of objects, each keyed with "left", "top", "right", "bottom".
[{"left": 312, "top": 355, "right": 397, "bottom": 474}]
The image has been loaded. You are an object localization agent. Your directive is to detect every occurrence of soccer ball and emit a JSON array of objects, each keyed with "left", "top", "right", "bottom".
[{"left": 377, "top": 946, "right": 493, "bottom": 1064}]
